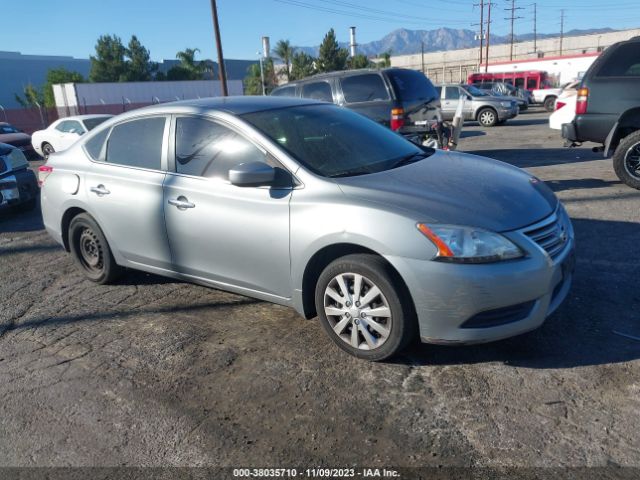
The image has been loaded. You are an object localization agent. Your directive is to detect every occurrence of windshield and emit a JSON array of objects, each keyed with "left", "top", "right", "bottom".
[
  {"left": 242, "top": 104, "right": 429, "bottom": 178},
  {"left": 83, "top": 117, "right": 110, "bottom": 131},
  {"left": 386, "top": 69, "right": 438, "bottom": 103},
  {"left": 464, "top": 85, "right": 487, "bottom": 97}
]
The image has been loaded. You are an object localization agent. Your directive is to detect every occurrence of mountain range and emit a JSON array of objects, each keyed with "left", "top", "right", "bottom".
[{"left": 296, "top": 27, "right": 617, "bottom": 57}]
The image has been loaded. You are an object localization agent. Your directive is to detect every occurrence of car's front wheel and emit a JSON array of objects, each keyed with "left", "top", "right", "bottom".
[
  {"left": 315, "top": 254, "right": 417, "bottom": 361},
  {"left": 41, "top": 142, "right": 55, "bottom": 160},
  {"left": 68, "top": 213, "right": 122, "bottom": 284},
  {"left": 613, "top": 130, "right": 640, "bottom": 190},
  {"left": 477, "top": 108, "right": 498, "bottom": 127}
]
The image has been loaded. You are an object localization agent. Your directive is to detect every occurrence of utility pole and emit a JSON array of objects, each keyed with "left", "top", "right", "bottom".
[
  {"left": 421, "top": 41, "right": 425, "bottom": 73},
  {"left": 485, "top": 2, "right": 492, "bottom": 72},
  {"left": 559, "top": 9, "right": 565, "bottom": 56},
  {"left": 505, "top": 0, "right": 524, "bottom": 61},
  {"left": 210, "top": 0, "right": 228, "bottom": 96},
  {"left": 473, "top": 0, "right": 485, "bottom": 67},
  {"left": 533, "top": 3, "right": 537, "bottom": 53}
]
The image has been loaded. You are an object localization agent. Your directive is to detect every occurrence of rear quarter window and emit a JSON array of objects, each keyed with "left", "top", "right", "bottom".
[
  {"left": 340, "top": 74, "right": 389, "bottom": 103},
  {"left": 84, "top": 128, "right": 110, "bottom": 161},
  {"left": 596, "top": 43, "right": 640, "bottom": 77}
]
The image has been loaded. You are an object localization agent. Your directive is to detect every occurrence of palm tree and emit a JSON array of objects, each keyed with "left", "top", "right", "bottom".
[
  {"left": 175, "top": 48, "right": 207, "bottom": 80},
  {"left": 273, "top": 40, "right": 296, "bottom": 82}
]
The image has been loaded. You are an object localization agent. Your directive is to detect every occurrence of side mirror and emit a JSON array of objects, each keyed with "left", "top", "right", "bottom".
[
  {"left": 229, "top": 161, "right": 275, "bottom": 187},
  {"left": 467, "top": 95, "right": 472, "bottom": 101}
]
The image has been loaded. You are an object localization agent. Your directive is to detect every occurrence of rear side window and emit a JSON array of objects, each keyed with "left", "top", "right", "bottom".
[
  {"left": 106, "top": 117, "right": 165, "bottom": 170},
  {"left": 175, "top": 116, "right": 266, "bottom": 180},
  {"left": 341, "top": 74, "right": 389, "bottom": 103},
  {"left": 386, "top": 69, "right": 438, "bottom": 103},
  {"left": 597, "top": 43, "right": 640, "bottom": 77},
  {"left": 301, "top": 82, "right": 333, "bottom": 102},
  {"left": 83, "top": 117, "right": 110, "bottom": 131},
  {"left": 85, "top": 128, "right": 110, "bottom": 161},
  {"left": 272, "top": 86, "right": 297, "bottom": 97}
]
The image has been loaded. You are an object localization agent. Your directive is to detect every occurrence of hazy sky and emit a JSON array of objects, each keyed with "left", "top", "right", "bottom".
[{"left": 3, "top": 0, "right": 637, "bottom": 61}]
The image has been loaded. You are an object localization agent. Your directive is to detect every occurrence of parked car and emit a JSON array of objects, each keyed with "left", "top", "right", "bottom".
[
  {"left": 436, "top": 84, "right": 519, "bottom": 127},
  {"left": 40, "top": 97, "right": 574, "bottom": 361},
  {"left": 271, "top": 68, "right": 444, "bottom": 147},
  {"left": 471, "top": 81, "right": 530, "bottom": 110},
  {"left": 32, "top": 114, "right": 113, "bottom": 159},
  {"left": 0, "top": 122, "right": 35, "bottom": 157},
  {"left": 0, "top": 143, "right": 38, "bottom": 212},
  {"left": 531, "top": 86, "right": 563, "bottom": 112},
  {"left": 562, "top": 36, "right": 640, "bottom": 189},
  {"left": 549, "top": 82, "right": 580, "bottom": 131}
]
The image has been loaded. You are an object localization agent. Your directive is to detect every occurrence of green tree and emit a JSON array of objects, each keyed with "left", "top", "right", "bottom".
[
  {"left": 317, "top": 29, "right": 348, "bottom": 73},
  {"left": 124, "top": 35, "right": 154, "bottom": 81},
  {"left": 168, "top": 48, "right": 208, "bottom": 80},
  {"left": 89, "top": 34, "right": 127, "bottom": 82},
  {"left": 290, "top": 52, "right": 316, "bottom": 80},
  {"left": 14, "top": 83, "right": 44, "bottom": 108},
  {"left": 273, "top": 39, "right": 295, "bottom": 81},
  {"left": 43, "top": 68, "right": 85, "bottom": 107},
  {"left": 349, "top": 54, "right": 373, "bottom": 70},
  {"left": 243, "top": 59, "right": 277, "bottom": 95},
  {"left": 380, "top": 50, "right": 392, "bottom": 68}
]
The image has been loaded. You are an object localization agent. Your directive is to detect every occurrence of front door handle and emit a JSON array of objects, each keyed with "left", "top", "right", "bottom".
[
  {"left": 168, "top": 196, "right": 195, "bottom": 210},
  {"left": 90, "top": 184, "right": 110, "bottom": 196}
]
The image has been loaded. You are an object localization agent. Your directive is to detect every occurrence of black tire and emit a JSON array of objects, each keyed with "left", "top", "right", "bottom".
[
  {"left": 68, "top": 213, "right": 122, "bottom": 284},
  {"left": 543, "top": 96, "right": 556, "bottom": 112},
  {"left": 477, "top": 107, "right": 498, "bottom": 127},
  {"left": 612, "top": 130, "right": 640, "bottom": 190},
  {"left": 314, "top": 254, "right": 417, "bottom": 361},
  {"left": 41, "top": 142, "right": 55, "bottom": 160}
]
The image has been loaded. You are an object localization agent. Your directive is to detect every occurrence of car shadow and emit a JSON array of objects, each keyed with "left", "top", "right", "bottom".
[
  {"left": 465, "top": 147, "right": 603, "bottom": 168},
  {"left": 459, "top": 130, "right": 486, "bottom": 139},
  {"left": 545, "top": 178, "right": 622, "bottom": 192},
  {"left": 392, "top": 217, "right": 640, "bottom": 369}
]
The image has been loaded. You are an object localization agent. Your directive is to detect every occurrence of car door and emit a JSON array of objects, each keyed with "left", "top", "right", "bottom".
[
  {"left": 84, "top": 115, "right": 172, "bottom": 270},
  {"left": 163, "top": 115, "right": 292, "bottom": 299},
  {"left": 440, "top": 86, "right": 461, "bottom": 120}
]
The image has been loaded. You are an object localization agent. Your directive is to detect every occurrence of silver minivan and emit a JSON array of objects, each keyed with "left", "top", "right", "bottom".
[
  {"left": 40, "top": 97, "right": 574, "bottom": 361},
  {"left": 436, "top": 84, "right": 519, "bottom": 127}
]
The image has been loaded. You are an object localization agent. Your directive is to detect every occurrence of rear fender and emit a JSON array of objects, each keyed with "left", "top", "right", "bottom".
[{"left": 605, "top": 108, "right": 640, "bottom": 157}]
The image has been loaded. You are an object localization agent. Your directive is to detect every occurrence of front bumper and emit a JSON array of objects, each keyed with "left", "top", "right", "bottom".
[
  {"left": 498, "top": 104, "right": 519, "bottom": 120},
  {"left": 386, "top": 211, "right": 575, "bottom": 344}
]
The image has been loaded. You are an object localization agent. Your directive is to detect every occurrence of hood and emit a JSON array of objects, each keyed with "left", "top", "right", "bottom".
[
  {"left": 0, "top": 132, "right": 31, "bottom": 146},
  {"left": 334, "top": 150, "right": 557, "bottom": 232}
]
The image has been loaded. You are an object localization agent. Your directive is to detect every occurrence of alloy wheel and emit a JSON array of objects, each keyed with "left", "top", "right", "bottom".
[
  {"left": 479, "top": 111, "right": 495, "bottom": 126},
  {"left": 323, "top": 272, "right": 392, "bottom": 350},
  {"left": 624, "top": 142, "right": 640, "bottom": 179}
]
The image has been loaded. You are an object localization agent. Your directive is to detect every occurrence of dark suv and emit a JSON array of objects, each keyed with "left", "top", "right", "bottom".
[
  {"left": 271, "top": 68, "right": 443, "bottom": 146},
  {"left": 562, "top": 36, "right": 640, "bottom": 189}
]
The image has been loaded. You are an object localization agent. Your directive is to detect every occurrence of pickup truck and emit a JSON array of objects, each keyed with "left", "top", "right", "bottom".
[{"left": 531, "top": 87, "right": 563, "bottom": 112}]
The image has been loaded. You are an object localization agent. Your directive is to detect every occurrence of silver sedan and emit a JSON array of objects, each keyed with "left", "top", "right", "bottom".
[{"left": 40, "top": 97, "right": 575, "bottom": 361}]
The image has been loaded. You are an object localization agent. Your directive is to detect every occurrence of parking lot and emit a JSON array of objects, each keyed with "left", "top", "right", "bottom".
[{"left": 0, "top": 109, "right": 639, "bottom": 468}]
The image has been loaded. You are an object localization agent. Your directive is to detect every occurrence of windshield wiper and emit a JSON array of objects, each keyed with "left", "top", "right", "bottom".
[
  {"left": 390, "top": 151, "right": 431, "bottom": 169},
  {"left": 329, "top": 170, "right": 371, "bottom": 178}
]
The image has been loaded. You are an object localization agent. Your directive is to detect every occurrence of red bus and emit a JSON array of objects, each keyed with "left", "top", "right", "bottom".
[{"left": 467, "top": 70, "right": 553, "bottom": 91}]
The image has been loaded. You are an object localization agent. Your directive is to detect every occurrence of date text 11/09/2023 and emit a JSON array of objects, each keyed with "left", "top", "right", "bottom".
[{"left": 232, "top": 468, "right": 401, "bottom": 478}]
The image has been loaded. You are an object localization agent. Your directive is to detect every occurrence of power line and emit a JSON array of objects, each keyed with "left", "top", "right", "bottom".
[{"left": 504, "top": 0, "right": 524, "bottom": 61}]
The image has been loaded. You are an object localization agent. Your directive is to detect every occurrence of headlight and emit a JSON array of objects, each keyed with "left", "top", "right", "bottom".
[
  {"left": 417, "top": 224, "right": 524, "bottom": 263},
  {"left": 500, "top": 101, "right": 512, "bottom": 108}
]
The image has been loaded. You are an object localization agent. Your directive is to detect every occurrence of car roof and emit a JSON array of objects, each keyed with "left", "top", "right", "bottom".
[
  {"left": 273, "top": 67, "right": 417, "bottom": 88},
  {"left": 128, "top": 95, "right": 326, "bottom": 116},
  {"left": 58, "top": 114, "right": 114, "bottom": 122}
]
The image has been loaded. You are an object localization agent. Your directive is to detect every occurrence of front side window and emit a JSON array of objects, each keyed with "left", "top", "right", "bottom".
[
  {"left": 66, "top": 121, "right": 85, "bottom": 134},
  {"left": 175, "top": 116, "right": 266, "bottom": 180},
  {"left": 444, "top": 86, "right": 460, "bottom": 100},
  {"left": 271, "top": 86, "right": 297, "bottom": 97},
  {"left": 106, "top": 117, "right": 166, "bottom": 170},
  {"left": 54, "top": 121, "right": 70, "bottom": 132},
  {"left": 341, "top": 74, "right": 389, "bottom": 103},
  {"left": 301, "top": 82, "right": 333, "bottom": 102}
]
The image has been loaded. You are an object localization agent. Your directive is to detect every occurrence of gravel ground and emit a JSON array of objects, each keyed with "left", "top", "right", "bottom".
[{"left": 0, "top": 110, "right": 638, "bottom": 471}]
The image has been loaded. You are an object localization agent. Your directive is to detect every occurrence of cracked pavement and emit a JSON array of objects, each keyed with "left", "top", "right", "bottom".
[{"left": 0, "top": 110, "right": 638, "bottom": 468}]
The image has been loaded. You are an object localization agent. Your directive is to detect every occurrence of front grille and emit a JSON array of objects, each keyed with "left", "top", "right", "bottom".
[
  {"left": 523, "top": 212, "right": 569, "bottom": 260},
  {"left": 461, "top": 300, "right": 536, "bottom": 329}
]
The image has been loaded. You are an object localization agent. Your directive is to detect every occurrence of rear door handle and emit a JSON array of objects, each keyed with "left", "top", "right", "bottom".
[
  {"left": 90, "top": 185, "right": 110, "bottom": 196},
  {"left": 168, "top": 196, "right": 195, "bottom": 209}
]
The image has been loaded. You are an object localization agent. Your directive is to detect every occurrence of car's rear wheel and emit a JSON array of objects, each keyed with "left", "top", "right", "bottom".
[
  {"left": 543, "top": 96, "right": 556, "bottom": 112},
  {"left": 68, "top": 213, "right": 122, "bottom": 284},
  {"left": 41, "top": 142, "right": 54, "bottom": 160},
  {"left": 314, "top": 254, "right": 417, "bottom": 361},
  {"left": 477, "top": 108, "right": 498, "bottom": 127},
  {"left": 613, "top": 130, "right": 640, "bottom": 190}
]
